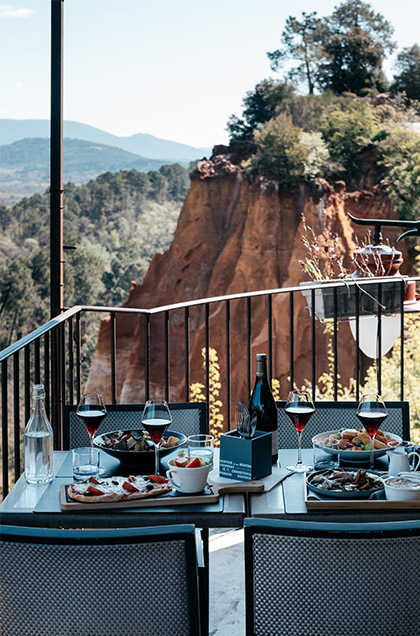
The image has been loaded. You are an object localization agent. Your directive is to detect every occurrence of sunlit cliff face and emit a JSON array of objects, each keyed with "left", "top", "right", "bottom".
[{"left": 85, "top": 154, "right": 415, "bottom": 413}]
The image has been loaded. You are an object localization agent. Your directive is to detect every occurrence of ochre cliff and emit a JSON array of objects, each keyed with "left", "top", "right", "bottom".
[{"left": 85, "top": 151, "right": 414, "bottom": 417}]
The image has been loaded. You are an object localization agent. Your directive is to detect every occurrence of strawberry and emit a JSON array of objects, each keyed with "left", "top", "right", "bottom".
[
  {"left": 175, "top": 456, "right": 190, "bottom": 467},
  {"left": 186, "top": 457, "right": 201, "bottom": 468}
]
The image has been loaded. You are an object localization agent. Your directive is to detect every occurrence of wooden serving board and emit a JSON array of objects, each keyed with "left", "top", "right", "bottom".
[
  {"left": 304, "top": 482, "right": 420, "bottom": 510},
  {"left": 59, "top": 473, "right": 273, "bottom": 511}
]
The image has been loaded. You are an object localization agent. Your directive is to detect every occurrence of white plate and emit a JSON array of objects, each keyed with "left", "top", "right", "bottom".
[{"left": 312, "top": 430, "right": 402, "bottom": 462}]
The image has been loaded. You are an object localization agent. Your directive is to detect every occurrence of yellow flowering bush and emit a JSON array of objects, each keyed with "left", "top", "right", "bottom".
[{"left": 190, "top": 347, "right": 224, "bottom": 445}]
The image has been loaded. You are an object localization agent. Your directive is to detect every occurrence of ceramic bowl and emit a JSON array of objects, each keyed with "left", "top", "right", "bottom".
[
  {"left": 93, "top": 429, "right": 187, "bottom": 471},
  {"left": 381, "top": 475, "right": 420, "bottom": 501},
  {"left": 312, "top": 430, "right": 402, "bottom": 463}
]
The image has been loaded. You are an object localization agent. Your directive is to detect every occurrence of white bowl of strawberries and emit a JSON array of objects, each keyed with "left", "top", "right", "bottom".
[{"left": 166, "top": 454, "right": 213, "bottom": 493}]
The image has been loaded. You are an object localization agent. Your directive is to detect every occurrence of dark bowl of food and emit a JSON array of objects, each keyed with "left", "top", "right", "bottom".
[
  {"left": 306, "top": 468, "right": 384, "bottom": 499},
  {"left": 93, "top": 429, "right": 187, "bottom": 472}
]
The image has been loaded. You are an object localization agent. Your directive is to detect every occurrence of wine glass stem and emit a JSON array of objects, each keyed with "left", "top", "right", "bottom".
[
  {"left": 154, "top": 443, "right": 160, "bottom": 475},
  {"left": 297, "top": 431, "right": 303, "bottom": 466},
  {"left": 370, "top": 436, "right": 374, "bottom": 470}
]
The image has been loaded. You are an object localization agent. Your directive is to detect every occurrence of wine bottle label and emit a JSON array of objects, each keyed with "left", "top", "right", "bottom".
[{"left": 271, "top": 429, "right": 279, "bottom": 455}]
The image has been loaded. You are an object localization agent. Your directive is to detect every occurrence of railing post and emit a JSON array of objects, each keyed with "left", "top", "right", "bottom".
[
  {"left": 68, "top": 317, "right": 74, "bottom": 404},
  {"left": 225, "top": 300, "right": 231, "bottom": 430},
  {"left": 51, "top": 327, "right": 62, "bottom": 449},
  {"left": 164, "top": 310, "right": 169, "bottom": 402},
  {"left": 400, "top": 279, "right": 405, "bottom": 401},
  {"left": 144, "top": 314, "right": 150, "bottom": 402},
  {"left": 377, "top": 283, "right": 382, "bottom": 395},
  {"left": 289, "top": 292, "right": 294, "bottom": 392},
  {"left": 184, "top": 306, "right": 190, "bottom": 402},
  {"left": 355, "top": 285, "right": 360, "bottom": 401},
  {"left": 247, "top": 298, "right": 251, "bottom": 397},
  {"left": 268, "top": 295, "right": 273, "bottom": 384},
  {"left": 205, "top": 304, "right": 210, "bottom": 427},
  {"left": 44, "top": 332, "right": 51, "bottom": 420},
  {"left": 75, "top": 312, "right": 81, "bottom": 403},
  {"left": 110, "top": 312, "right": 116, "bottom": 404},
  {"left": 333, "top": 287, "right": 338, "bottom": 401},
  {"left": 13, "top": 353, "right": 20, "bottom": 483},
  {"left": 2, "top": 359, "right": 9, "bottom": 496},
  {"left": 310, "top": 287, "right": 316, "bottom": 402}
]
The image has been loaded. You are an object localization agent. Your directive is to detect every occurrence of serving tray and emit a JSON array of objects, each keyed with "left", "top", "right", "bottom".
[
  {"left": 304, "top": 481, "right": 420, "bottom": 510},
  {"left": 59, "top": 468, "right": 290, "bottom": 511}
]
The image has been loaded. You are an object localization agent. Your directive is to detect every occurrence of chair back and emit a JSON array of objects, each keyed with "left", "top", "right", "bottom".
[
  {"left": 0, "top": 524, "right": 201, "bottom": 636},
  {"left": 276, "top": 400, "right": 410, "bottom": 448},
  {"left": 244, "top": 517, "right": 420, "bottom": 636},
  {"left": 63, "top": 402, "right": 207, "bottom": 449}
]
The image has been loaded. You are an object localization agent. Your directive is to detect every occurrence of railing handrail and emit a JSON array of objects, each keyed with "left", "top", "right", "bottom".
[
  {"left": 71, "top": 274, "right": 420, "bottom": 315},
  {"left": 0, "top": 306, "right": 84, "bottom": 362},
  {"left": 2, "top": 275, "right": 419, "bottom": 362}
]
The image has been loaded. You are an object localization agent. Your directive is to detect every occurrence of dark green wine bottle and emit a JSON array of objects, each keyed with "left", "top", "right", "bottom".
[{"left": 248, "top": 353, "right": 278, "bottom": 463}]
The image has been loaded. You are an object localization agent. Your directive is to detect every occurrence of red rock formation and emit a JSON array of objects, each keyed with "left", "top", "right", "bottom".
[{"left": 85, "top": 155, "right": 415, "bottom": 422}]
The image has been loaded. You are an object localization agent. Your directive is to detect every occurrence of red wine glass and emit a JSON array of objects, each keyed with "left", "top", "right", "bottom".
[
  {"left": 356, "top": 394, "right": 388, "bottom": 470},
  {"left": 76, "top": 393, "right": 107, "bottom": 475},
  {"left": 76, "top": 393, "right": 107, "bottom": 447},
  {"left": 141, "top": 399, "right": 172, "bottom": 475},
  {"left": 285, "top": 390, "right": 315, "bottom": 473}
]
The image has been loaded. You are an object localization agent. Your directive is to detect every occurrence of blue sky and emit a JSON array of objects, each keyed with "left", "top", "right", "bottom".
[{"left": 1, "top": 0, "right": 420, "bottom": 148}]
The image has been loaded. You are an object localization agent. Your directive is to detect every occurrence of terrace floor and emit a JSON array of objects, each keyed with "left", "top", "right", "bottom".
[{"left": 209, "top": 528, "right": 245, "bottom": 635}]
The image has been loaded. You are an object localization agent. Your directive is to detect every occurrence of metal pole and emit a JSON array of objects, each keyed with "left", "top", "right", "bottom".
[{"left": 50, "top": 0, "right": 64, "bottom": 319}]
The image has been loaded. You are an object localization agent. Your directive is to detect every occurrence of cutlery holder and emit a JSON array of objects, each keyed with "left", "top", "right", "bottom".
[{"left": 219, "top": 430, "right": 272, "bottom": 481}]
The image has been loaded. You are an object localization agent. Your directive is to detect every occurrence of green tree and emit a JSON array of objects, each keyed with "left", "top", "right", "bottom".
[
  {"left": 391, "top": 44, "right": 420, "bottom": 101},
  {"left": 267, "top": 2, "right": 395, "bottom": 97},
  {"left": 227, "top": 79, "right": 295, "bottom": 142},
  {"left": 0, "top": 259, "right": 39, "bottom": 347},
  {"left": 158, "top": 164, "right": 190, "bottom": 200},
  {"left": 319, "top": 97, "right": 380, "bottom": 174},
  {"left": 253, "top": 113, "right": 310, "bottom": 179},
  {"left": 379, "top": 125, "right": 420, "bottom": 221},
  {"left": 0, "top": 165, "right": 188, "bottom": 353},
  {"left": 267, "top": 12, "right": 327, "bottom": 94},
  {"left": 319, "top": 0, "right": 396, "bottom": 95}
]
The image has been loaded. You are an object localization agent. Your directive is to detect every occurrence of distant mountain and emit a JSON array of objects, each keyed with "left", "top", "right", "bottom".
[
  {"left": 0, "top": 119, "right": 211, "bottom": 162},
  {"left": 0, "top": 138, "right": 172, "bottom": 202}
]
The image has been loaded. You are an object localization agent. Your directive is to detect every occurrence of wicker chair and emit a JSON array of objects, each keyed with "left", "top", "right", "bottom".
[
  {"left": 276, "top": 400, "right": 410, "bottom": 448},
  {"left": 0, "top": 524, "right": 201, "bottom": 636},
  {"left": 244, "top": 518, "right": 420, "bottom": 636}
]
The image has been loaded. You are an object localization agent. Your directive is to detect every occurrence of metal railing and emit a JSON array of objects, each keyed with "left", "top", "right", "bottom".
[{"left": 1, "top": 276, "right": 418, "bottom": 499}]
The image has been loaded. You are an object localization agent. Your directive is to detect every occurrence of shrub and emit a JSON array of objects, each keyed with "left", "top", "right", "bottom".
[
  {"left": 253, "top": 113, "right": 327, "bottom": 180},
  {"left": 379, "top": 125, "right": 420, "bottom": 221},
  {"left": 190, "top": 347, "right": 224, "bottom": 444},
  {"left": 319, "top": 98, "right": 380, "bottom": 174}
]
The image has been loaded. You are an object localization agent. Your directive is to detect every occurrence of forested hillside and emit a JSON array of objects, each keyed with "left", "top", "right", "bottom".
[
  {"left": 0, "top": 163, "right": 189, "bottom": 349},
  {"left": 0, "top": 138, "right": 167, "bottom": 201}
]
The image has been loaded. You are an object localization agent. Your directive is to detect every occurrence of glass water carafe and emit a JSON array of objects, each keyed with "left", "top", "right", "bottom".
[{"left": 24, "top": 384, "right": 54, "bottom": 484}]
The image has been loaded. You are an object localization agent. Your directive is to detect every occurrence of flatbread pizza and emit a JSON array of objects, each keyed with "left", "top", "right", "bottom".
[{"left": 68, "top": 474, "right": 172, "bottom": 504}]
